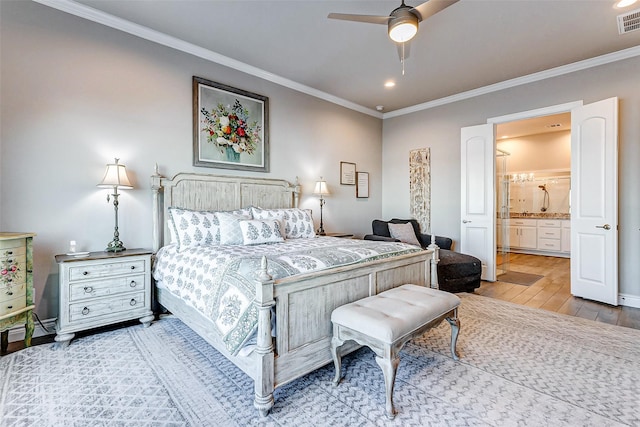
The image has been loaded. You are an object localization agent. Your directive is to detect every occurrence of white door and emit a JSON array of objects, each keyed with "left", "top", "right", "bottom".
[
  {"left": 461, "top": 124, "right": 496, "bottom": 281},
  {"left": 571, "top": 97, "right": 618, "bottom": 305}
]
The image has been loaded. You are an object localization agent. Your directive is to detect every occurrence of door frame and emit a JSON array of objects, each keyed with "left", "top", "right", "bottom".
[{"left": 486, "top": 100, "right": 583, "bottom": 277}]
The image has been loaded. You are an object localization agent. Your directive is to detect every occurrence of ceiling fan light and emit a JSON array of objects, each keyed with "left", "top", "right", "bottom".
[{"left": 388, "top": 12, "right": 418, "bottom": 43}]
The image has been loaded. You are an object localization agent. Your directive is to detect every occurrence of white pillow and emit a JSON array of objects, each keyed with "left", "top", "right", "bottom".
[
  {"left": 168, "top": 207, "right": 220, "bottom": 251},
  {"left": 239, "top": 219, "right": 285, "bottom": 245},
  {"left": 216, "top": 211, "right": 251, "bottom": 245},
  {"left": 252, "top": 207, "right": 315, "bottom": 239},
  {"left": 388, "top": 222, "right": 422, "bottom": 247}
]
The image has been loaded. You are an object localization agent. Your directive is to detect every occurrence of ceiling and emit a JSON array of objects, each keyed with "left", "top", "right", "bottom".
[{"left": 54, "top": 1, "right": 640, "bottom": 116}]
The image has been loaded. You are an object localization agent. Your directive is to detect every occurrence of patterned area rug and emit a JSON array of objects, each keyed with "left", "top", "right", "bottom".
[{"left": 2, "top": 293, "right": 639, "bottom": 426}]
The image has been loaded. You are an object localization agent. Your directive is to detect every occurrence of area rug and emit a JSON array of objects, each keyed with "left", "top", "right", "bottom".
[
  {"left": 2, "top": 294, "right": 639, "bottom": 426},
  {"left": 497, "top": 270, "right": 544, "bottom": 286}
]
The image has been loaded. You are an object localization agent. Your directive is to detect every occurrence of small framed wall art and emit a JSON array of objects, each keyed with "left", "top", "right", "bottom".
[
  {"left": 340, "top": 161, "right": 356, "bottom": 185},
  {"left": 356, "top": 171, "right": 369, "bottom": 198},
  {"left": 193, "top": 76, "right": 269, "bottom": 172}
]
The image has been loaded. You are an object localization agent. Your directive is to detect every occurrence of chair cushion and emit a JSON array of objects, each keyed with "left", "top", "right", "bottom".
[{"left": 331, "top": 284, "right": 460, "bottom": 344}]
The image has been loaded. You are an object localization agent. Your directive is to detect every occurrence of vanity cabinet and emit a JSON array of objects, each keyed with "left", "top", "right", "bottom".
[
  {"left": 507, "top": 219, "right": 537, "bottom": 249},
  {"left": 537, "top": 219, "right": 562, "bottom": 251},
  {"left": 561, "top": 220, "right": 571, "bottom": 253}
]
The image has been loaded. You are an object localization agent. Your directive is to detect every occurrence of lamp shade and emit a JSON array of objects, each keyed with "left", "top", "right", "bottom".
[
  {"left": 313, "top": 179, "right": 330, "bottom": 196},
  {"left": 97, "top": 158, "right": 133, "bottom": 189}
]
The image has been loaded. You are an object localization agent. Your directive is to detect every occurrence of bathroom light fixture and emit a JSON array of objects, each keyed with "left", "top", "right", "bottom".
[
  {"left": 313, "top": 177, "right": 330, "bottom": 236},
  {"left": 97, "top": 158, "right": 133, "bottom": 252}
]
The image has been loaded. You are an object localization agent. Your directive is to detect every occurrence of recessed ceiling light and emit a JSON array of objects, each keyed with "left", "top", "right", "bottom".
[
  {"left": 384, "top": 81, "right": 396, "bottom": 88},
  {"left": 376, "top": 105, "right": 384, "bottom": 111},
  {"left": 615, "top": 0, "right": 637, "bottom": 8}
]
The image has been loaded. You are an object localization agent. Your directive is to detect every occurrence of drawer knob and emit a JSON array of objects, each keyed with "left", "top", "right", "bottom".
[
  {"left": 7, "top": 259, "right": 12, "bottom": 263},
  {"left": 7, "top": 305, "right": 13, "bottom": 309},
  {"left": 130, "top": 266, "right": 136, "bottom": 270},
  {"left": 83, "top": 271, "right": 89, "bottom": 276},
  {"left": 129, "top": 281, "right": 137, "bottom": 288},
  {"left": 81, "top": 307, "right": 90, "bottom": 315},
  {"left": 84, "top": 286, "right": 93, "bottom": 293},
  {"left": 129, "top": 299, "right": 137, "bottom": 306},
  {"left": 6, "top": 251, "right": 13, "bottom": 255},
  {"left": 6, "top": 291, "right": 13, "bottom": 296}
]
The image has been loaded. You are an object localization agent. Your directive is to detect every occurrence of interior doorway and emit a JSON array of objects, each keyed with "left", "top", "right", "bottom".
[{"left": 494, "top": 112, "right": 571, "bottom": 284}]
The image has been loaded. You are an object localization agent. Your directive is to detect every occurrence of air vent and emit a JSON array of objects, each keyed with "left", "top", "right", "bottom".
[{"left": 617, "top": 8, "right": 640, "bottom": 34}]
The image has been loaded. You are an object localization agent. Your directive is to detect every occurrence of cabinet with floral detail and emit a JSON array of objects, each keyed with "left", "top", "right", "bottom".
[{"left": 0, "top": 232, "right": 36, "bottom": 354}]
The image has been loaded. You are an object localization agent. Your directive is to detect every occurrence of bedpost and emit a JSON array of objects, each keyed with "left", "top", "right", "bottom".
[
  {"left": 151, "top": 164, "right": 163, "bottom": 253},
  {"left": 427, "top": 235, "right": 440, "bottom": 289},
  {"left": 293, "top": 176, "right": 301, "bottom": 208},
  {"left": 254, "top": 256, "right": 275, "bottom": 417}
]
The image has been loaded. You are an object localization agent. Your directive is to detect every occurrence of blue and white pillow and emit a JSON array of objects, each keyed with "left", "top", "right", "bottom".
[
  {"left": 216, "top": 211, "right": 252, "bottom": 245},
  {"left": 251, "top": 207, "right": 315, "bottom": 239},
  {"left": 168, "top": 207, "right": 220, "bottom": 251},
  {"left": 239, "top": 219, "right": 285, "bottom": 245},
  {"left": 168, "top": 207, "right": 252, "bottom": 250}
]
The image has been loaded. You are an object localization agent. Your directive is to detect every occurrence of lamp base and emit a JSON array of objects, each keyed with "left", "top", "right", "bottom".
[
  {"left": 105, "top": 240, "right": 126, "bottom": 252},
  {"left": 317, "top": 230, "right": 326, "bottom": 236}
]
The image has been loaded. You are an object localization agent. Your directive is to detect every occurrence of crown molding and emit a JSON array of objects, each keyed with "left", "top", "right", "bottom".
[
  {"left": 383, "top": 45, "right": 640, "bottom": 119},
  {"left": 33, "top": 0, "right": 640, "bottom": 121},
  {"left": 33, "top": 0, "right": 383, "bottom": 119}
]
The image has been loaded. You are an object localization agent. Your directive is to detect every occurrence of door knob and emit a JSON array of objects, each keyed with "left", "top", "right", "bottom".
[{"left": 595, "top": 224, "right": 611, "bottom": 230}]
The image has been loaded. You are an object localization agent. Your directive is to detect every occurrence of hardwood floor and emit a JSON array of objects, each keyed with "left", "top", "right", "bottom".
[{"left": 477, "top": 252, "right": 640, "bottom": 330}]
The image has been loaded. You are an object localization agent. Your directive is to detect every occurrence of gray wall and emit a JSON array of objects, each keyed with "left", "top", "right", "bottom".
[
  {"left": 0, "top": 2, "right": 383, "bottom": 319},
  {"left": 382, "top": 55, "right": 640, "bottom": 299}
]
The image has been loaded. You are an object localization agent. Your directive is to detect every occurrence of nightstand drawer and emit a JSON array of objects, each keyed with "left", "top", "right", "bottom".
[
  {"left": 69, "top": 292, "right": 146, "bottom": 322},
  {"left": 1, "top": 283, "right": 26, "bottom": 302},
  {"left": 69, "top": 259, "right": 146, "bottom": 281},
  {"left": 0, "top": 245, "right": 26, "bottom": 260},
  {"left": 0, "top": 239, "right": 26, "bottom": 251},
  {"left": 69, "top": 274, "right": 146, "bottom": 301},
  {"left": 0, "top": 295, "right": 26, "bottom": 317}
]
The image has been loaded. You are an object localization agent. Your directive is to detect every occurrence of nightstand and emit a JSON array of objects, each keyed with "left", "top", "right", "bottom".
[
  {"left": 325, "top": 233, "right": 354, "bottom": 238},
  {"left": 54, "top": 249, "right": 154, "bottom": 347},
  {"left": 0, "top": 232, "right": 36, "bottom": 353}
]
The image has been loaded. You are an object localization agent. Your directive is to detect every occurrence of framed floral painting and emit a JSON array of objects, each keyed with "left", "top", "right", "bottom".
[{"left": 193, "top": 76, "right": 269, "bottom": 171}]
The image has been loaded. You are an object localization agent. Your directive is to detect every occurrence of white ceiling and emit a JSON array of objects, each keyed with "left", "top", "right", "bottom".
[{"left": 49, "top": 0, "right": 640, "bottom": 116}]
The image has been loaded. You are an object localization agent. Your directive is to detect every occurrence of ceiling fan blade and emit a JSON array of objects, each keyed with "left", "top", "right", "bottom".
[
  {"left": 396, "top": 41, "right": 411, "bottom": 61},
  {"left": 412, "top": 0, "right": 459, "bottom": 22},
  {"left": 327, "top": 13, "right": 390, "bottom": 25}
]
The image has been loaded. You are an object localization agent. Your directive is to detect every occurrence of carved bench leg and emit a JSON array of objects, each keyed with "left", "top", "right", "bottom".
[
  {"left": 446, "top": 309, "right": 461, "bottom": 360},
  {"left": 331, "top": 334, "right": 345, "bottom": 386},
  {"left": 375, "top": 350, "right": 400, "bottom": 420}
]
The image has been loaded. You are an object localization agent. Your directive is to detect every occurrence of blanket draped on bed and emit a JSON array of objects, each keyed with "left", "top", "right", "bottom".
[{"left": 153, "top": 237, "right": 422, "bottom": 355}]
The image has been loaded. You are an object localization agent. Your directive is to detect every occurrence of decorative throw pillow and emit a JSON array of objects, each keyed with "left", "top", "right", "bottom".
[
  {"left": 388, "top": 222, "right": 422, "bottom": 247},
  {"left": 168, "top": 207, "right": 220, "bottom": 251},
  {"left": 251, "top": 207, "right": 315, "bottom": 239},
  {"left": 216, "top": 211, "right": 251, "bottom": 245},
  {"left": 239, "top": 219, "right": 285, "bottom": 245}
]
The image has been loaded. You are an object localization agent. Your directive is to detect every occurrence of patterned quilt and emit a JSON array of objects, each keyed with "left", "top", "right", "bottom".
[{"left": 153, "top": 237, "right": 422, "bottom": 355}]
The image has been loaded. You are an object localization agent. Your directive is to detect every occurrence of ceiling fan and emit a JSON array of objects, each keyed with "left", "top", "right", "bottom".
[{"left": 328, "top": 0, "right": 459, "bottom": 71}]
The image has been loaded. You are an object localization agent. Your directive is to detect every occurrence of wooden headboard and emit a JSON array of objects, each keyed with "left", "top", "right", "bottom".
[{"left": 151, "top": 169, "right": 300, "bottom": 251}]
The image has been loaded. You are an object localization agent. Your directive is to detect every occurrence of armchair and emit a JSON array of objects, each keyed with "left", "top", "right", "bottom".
[{"left": 364, "top": 219, "right": 482, "bottom": 293}]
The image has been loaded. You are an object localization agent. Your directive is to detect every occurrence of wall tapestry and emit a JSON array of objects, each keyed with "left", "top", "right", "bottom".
[
  {"left": 193, "top": 76, "right": 269, "bottom": 172},
  {"left": 409, "top": 148, "right": 431, "bottom": 234}
]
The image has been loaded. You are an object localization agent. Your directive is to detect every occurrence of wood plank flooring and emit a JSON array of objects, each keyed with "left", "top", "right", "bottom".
[{"left": 478, "top": 253, "right": 640, "bottom": 330}]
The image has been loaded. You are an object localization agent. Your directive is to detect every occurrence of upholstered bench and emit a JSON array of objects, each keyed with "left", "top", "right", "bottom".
[{"left": 330, "top": 284, "right": 461, "bottom": 419}]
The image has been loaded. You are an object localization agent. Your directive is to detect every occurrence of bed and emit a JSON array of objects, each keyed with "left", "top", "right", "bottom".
[{"left": 150, "top": 170, "right": 439, "bottom": 416}]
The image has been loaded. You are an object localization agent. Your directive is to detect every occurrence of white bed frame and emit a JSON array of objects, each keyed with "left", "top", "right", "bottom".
[{"left": 150, "top": 170, "right": 439, "bottom": 417}]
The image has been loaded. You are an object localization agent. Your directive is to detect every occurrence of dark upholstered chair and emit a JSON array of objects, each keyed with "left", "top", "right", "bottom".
[{"left": 363, "top": 219, "right": 482, "bottom": 293}]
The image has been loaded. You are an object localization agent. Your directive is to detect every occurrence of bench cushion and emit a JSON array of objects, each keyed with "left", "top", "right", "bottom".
[{"left": 331, "top": 284, "right": 460, "bottom": 344}]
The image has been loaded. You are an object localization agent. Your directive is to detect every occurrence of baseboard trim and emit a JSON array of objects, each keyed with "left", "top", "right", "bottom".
[
  {"left": 6, "top": 318, "right": 57, "bottom": 343},
  {"left": 618, "top": 293, "right": 640, "bottom": 309}
]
